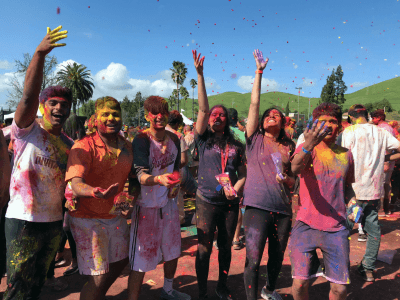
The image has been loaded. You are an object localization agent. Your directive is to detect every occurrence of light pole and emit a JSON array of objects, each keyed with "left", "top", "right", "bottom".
[
  {"left": 295, "top": 87, "right": 302, "bottom": 123},
  {"left": 232, "top": 101, "right": 235, "bottom": 108}
]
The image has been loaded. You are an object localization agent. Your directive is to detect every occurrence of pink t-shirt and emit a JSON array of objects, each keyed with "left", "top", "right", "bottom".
[
  {"left": 6, "top": 120, "right": 74, "bottom": 222},
  {"left": 293, "top": 143, "right": 355, "bottom": 232}
]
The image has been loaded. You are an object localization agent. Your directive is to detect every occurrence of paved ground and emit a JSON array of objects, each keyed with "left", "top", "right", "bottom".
[{"left": 1, "top": 200, "right": 400, "bottom": 300}]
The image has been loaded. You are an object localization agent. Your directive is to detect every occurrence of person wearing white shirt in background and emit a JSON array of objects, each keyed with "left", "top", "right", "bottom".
[
  {"left": 370, "top": 109, "right": 396, "bottom": 216},
  {"left": 341, "top": 104, "right": 400, "bottom": 282}
]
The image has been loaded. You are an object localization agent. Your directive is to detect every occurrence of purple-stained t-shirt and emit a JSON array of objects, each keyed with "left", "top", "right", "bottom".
[
  {"left": 195, "top": 129, "right": 246, "bottom": 205},
  {"left": 293, "top": 143, "right": 355, "bottom": 232},
  {"left": 243, "top": 131, "right": 295, "bottom": 215}
]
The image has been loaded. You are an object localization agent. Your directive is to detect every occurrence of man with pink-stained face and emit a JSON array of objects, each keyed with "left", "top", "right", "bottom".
[{"left": 127, "top": 96, "right": 190, "bottom": 300}]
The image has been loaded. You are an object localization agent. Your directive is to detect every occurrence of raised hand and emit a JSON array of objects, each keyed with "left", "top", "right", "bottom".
[
  {"left": 92, "top": 183, "right": 119, "bottom": 199},
  {"left": 36, "top": 26, "right": 68, "bottom": 55},
  {"left": 303, "top": 119, "right": 329, "bottom": 151},
  {"left": 192, "top": 50, "right": 205, "bottom": 75},
  {"left": 253, "top": 49, "right": 268, "bottom": 71}
]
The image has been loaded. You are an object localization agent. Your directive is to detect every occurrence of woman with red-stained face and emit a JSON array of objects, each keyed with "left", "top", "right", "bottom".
[{"left": 192, "top": 50, "right": 247, "bottom": 299}]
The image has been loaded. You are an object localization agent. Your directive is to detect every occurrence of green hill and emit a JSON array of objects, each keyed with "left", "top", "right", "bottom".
[{"left": 179, "top": 76, "right": 400, "bottom": 120}]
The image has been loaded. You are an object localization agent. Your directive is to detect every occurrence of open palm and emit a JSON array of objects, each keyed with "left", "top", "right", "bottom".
[{"left": 253, "top": 49, "right": 268, "bottom": 70}]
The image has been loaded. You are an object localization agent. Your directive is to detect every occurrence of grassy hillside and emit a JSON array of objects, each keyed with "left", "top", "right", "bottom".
[{"left": 179, "top": 76, "right": 400, "bottom": 120}]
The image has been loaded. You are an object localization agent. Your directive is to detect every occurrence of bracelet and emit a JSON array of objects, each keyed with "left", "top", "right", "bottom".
[
  {"left": 302, "top": 147, "right": 312, "bottom": 155},
  {"left": 255, "top": 70, "right": 263, "bottom": 74}
]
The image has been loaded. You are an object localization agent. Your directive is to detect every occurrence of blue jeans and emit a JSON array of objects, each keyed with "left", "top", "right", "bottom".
[{"left": 347, "top": 200, "right": 381, "bottom": 271}]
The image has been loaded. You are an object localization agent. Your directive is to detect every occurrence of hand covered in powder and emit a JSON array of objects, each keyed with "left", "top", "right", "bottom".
[
  {"left": 92, "top": 183, "right": 119, "bottom": 199},
  {"left": 157, "top": 173, "right": 180, "bottom": 188},
  {"left": 303, "top": 119, "right": 329, "bottom": 151},
  {"left": 253, "top": 49, "right": 268, "bottom": 70},
  {"left": 36, "top": 26, "right": 68, "bottom": 56}
]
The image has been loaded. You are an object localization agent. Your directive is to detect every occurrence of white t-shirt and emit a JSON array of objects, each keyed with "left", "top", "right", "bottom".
[
  {"left": 6, "top": 120, "right": 74, "bottom": 222},
  {"left": 133, "top": 130, "right": 181, "bottom": 208},
  {"left": 378, "top": 122, "right": 396, "bottom": 171},
  {"left": 341, "top": 123, "right": 400, "bottom": 200}
]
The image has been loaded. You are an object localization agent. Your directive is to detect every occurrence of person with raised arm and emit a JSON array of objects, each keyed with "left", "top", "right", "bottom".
[
  {"left": 290, "top": 103, "right": 356, "bottom": 300},
  {"left": 242, "top": 50, "right": 295, "bottom": 300},
  {"left": 127, "top": 96, "right": 190, "bottom": 300},
  {"left": 192, "top": 50, "right": 246, "bottom": 300},
  {"left": 3, "top": 26, "right": 73, "bottom": 299}
]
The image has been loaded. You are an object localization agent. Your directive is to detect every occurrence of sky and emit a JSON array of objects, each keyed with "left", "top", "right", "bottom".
[{"left": 0, "top": 0, "right": 399, "bottom": 110}]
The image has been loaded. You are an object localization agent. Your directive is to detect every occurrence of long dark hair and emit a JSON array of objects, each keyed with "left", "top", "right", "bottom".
[
  {"left": 259, "top": 107, "right": 288, "bottom": 141},
  {"left": 206, "top": 105, "right": 238, "bottom": 149}
]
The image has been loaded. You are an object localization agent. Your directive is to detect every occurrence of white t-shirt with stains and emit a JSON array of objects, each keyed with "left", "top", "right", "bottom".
[
  {"left": 341, "top": 123, "right": 400, "bottom": 200},
  {"left": 6, "top": 120, "right": 74, "bottom": 222},
  {"left": 132, "top": 130, "right": 181, "bottom": 208}
]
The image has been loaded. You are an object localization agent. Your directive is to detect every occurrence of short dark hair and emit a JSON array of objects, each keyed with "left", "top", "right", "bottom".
[
  {"left": 312, "top": 103, "right": 342, "bottom": 124},
  {"left": 39, "top": 86, "right": 73, "bottom": 105},
  {"left": 144, "top": 96, "right": 169, "bottom": 115},
  {"left": 228, "top": 108, "right": 238, "bottom": 126},
  {"left": 348, "top": 104, "right": 368, "bottom": 120},
  {"left": 370, "top": 109, "right": 386, "bottom": 121},
  {"left": 168, "top": 110, "right": 183, "bottom": 126},
  {"left": 260, "top": 107, "right": 287, "bottom": 140}
]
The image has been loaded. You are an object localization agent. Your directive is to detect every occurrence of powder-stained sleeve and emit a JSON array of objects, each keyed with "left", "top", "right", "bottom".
[
  {"left": 65, "top": 139, "right": 93, "bottom": 182},
  {"left": 132, "top": 133, "right": 151, "bottom": 181},
  {"left": 385, "top": 130, "right": 400, "bottom": 151},
  {"left": 11, "top": 119, "right": 36, "bottom": 140}
]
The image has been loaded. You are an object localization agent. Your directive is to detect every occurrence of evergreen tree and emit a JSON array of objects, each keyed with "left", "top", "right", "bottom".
[
  {"left": 320, "top": 65, "right": 347, "bottom": 108},
  {"left": 320, "top": 70, "right": 336, "bottom": 104},
  {"left": 334, "top": 65, "right": 347, "bottom": 107},
  {"left": 285, "top": 101, "right": 290, "bottom": 116}
]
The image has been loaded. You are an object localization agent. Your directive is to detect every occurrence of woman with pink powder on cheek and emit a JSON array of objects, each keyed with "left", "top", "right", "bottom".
[{"left": 192, "top": 50, "right": 246, "bottom": 300}]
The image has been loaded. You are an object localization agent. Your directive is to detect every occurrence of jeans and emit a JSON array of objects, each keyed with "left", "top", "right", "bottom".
[
  {"left": 195, "top": 197, "right": 239, "bottom": 297},
  {"left": 3, "top": 218, "right": 62, "bottom": 300},
  {"left": 347, "top": 200, "right": 381, "bottom": 271},
  {"left": 243, "top": 207, "right": 291, "bottom": 300}
]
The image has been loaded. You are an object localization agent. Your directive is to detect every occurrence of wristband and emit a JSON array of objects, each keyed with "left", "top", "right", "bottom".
[
  {"left": 255, "top": 70, "right": 263, "bottom": 74},
  {"left": 302, "top": 147, "right": 312, "bottom": 155}
]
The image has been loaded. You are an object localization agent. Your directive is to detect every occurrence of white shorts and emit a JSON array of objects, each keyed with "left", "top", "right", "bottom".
[
  {"left": 70, "top": 216, "right": 129, "bottom": 275},
  {"left": 129, "top": 199, "right": 181, "bottom": 272}
]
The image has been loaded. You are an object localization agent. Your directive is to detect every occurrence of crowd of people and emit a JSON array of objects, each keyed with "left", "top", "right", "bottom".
[{"left": 1, "top": 27, "right": 400, "bottom": 300}]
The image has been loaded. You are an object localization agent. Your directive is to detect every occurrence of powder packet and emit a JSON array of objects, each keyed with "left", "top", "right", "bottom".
[
  {"left": 215, "top": 172, "right": 237, "bottom": 197},
  {"left": 271, "top": 152, "right": 284, "bottom": 180},
  {"left": 167, "top": 171, "right": 181, "bottom": 199},
  {"left": 64, "top": 181, "right": 77, "bottom": 211},
  {"left": 347, "top": 199, "right": 363, "bottom": 223},
  {"left": 109, "top": 192, "right": 135, "bottom": 215}
]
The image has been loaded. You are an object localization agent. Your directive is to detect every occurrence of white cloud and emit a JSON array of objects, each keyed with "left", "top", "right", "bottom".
[
  {"left": 398, "top": 62, "right": 400, "bottom": 66},
  {"left": 237, "top": 76, "right": 279, "bottom": 92},
  {"left": 301, "top": 78, "right": 316, "bottom": 87},
  {"left": 0, "top": 60, "right": 14, "bottom": 70},
  {"left": 0, "top": 72, "right": 17, "bottom": 92},
  {"left": 192, "top": 39, "right": 195, "bottom": 43},
  {"left": 293, "top": 64, "right": 298, "bottom": 69},
  {"left": 90, "top": 63, "right": 177, "bottom": 100},
  {"left": 349, "top": 81, "right": 368, "bottom": 88}
]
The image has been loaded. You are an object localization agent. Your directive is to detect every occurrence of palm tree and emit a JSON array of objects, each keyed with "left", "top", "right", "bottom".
[
  {"left": 56, "top": 62, "right": 95, "bottom": 114},
  {"left": 190, "top": 79, "right": 197, "bottom": 120},
  {"left": 170, "top": 61, "right": 187, "bottom": 112}
]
